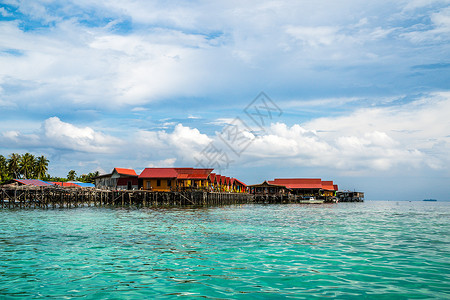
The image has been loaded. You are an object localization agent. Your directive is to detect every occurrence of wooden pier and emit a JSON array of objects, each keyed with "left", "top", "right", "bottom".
[
  {"left": 0, "top": 186, "right": 358, "bottom": 209},
  {"left": 0, "top": 186, "right": 254, "bottom": 209}
]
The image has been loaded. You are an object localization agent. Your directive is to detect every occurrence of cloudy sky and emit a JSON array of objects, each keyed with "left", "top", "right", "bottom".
[{"left": 1, "top": 0, "right": 449, "bottom": 200}]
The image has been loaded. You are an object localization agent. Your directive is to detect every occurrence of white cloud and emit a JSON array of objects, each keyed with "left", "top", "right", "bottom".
[
  {"left": 221, "top": 92, "right": 450, "bottom": 174},
  {"left": 135, "top": 124, "right": 212, "bottom": 164},
  {"left": 0, "top": 7, "right": 12, "bottom": 17},
  {"left": 2, "top": 0, "right": 448, "bottom": 111},
  {"left": 285, "top": 26, "right": 342, "bottom": 47},
  {"left": 1, "top": 91, "right": 449, "bottom": 177},
  {"left": 147, "top": 158, "right": 177, "bottom": 168},
  {"left": 401, "top": 6, "right": 450, "bottom": 42},
  {"left": 303, "top": 92, "right": 450, "bottom": 170},
  {"left": 40, "top": 117, "right": 122, "bottom": 153}
]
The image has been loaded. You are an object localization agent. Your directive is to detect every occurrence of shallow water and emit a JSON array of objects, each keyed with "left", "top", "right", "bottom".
[{"left": 1, "top": 201, "right": 449, "bottom": 299}]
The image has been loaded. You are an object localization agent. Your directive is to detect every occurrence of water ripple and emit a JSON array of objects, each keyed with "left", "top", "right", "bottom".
[{"left": 0, "top": 201, "right": 449, "bottom": 298}]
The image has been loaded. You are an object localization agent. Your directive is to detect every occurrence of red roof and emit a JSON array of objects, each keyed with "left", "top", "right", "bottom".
[
  {"left": 215, "top": 174, "right": 221, "bottom": 184},
  {"left": 269, "top": 178, "right": 323, "bottom": 189},
  {"left": 114, "top": 168, "right": 137, "bottom": 176},
  {"left": 14, "top": 179, "right": 52, "bottom": 186},
  {"left": 52, "top": 182, "right": 79, "bottom": 187},
  {"left": 233, "top": 178, "right": 247, "bottom": 187},
  {"left": 333, "top": 184, "right": 338, "bottom": 191},
  {"left": 174, "top": 168, "right": 213, "bottom": 179},
  {"left": 139, "top": 167, "right": 213, "bottom": 179},
  {"left": 322, "top": 181, "right": 335, "bottom": 191},
  {"left": 139, "top": 168, "right": 178, "bottom": 178},
  {"left": 209, "top": 173, "right": 216, "bottom": 183}
]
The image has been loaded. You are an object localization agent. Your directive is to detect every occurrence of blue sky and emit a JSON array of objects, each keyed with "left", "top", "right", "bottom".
[{"left": 1, "top": 0, "right": 450, "bottom": 200}]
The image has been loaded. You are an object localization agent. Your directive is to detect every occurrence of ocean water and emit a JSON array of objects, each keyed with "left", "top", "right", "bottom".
[{"left": 0, "top": 201, "right": 449, "bottom": 299}]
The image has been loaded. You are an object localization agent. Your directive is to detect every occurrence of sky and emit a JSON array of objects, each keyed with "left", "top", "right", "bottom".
[{"left": 0, "top": 0, "right": 449, "bottom": 200}]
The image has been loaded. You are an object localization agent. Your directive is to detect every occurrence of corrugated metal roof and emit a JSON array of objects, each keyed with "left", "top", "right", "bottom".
[
  {"left": 269, "top": 178, "right": 323, "bottom": 189},
  {"left": 14, "top": 179, "right": 52, "bottom": 186},
  {"left": 51, "top": 182, "right": 79, "bottom": 187},
  {"left": 139, "top": 168, "right": 178, "bottom": 178},
  {"left": 114, "top": 168, "right": 137, "bottom": 176},
  {"left": 248, "top": 180, "right": 285, "bottom": 188},
  {"left": 176, "top": 168, "right": 213, "bottom": 180},
  {"left": 68, "top": 182, "right": 95, "bottom": 188},
  {"left": 233, "top": 178, "right": 247, "bottom": 187},
  {"left": 209, "top": 173, "right": 216, "bottom": 183},
  {"left": 138, "top": 167, "right": 214, "bottom": 181},
  {"left": 321, "top": 181, "right": 335, "bottom": 191}
]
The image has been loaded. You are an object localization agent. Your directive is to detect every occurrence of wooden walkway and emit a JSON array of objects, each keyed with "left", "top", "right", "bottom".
[
  {"left": 0, "top": 186, "right": 254, "bottom": 209},
  {"left": 0, "top": 187, "right": 350, "bottom": 209}
]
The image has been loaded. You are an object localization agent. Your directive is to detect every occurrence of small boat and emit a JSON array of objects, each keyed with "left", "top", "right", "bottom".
[
  {"left": 309, "top": 197, "right": 315, "bottom": 201},
  {"left": 423, "top": 199, "right": 437, "bottom": 202}
]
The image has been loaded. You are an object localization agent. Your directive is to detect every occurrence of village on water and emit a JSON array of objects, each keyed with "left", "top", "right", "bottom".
[{"left": 0, "top": 160, "right": 365, "bottom": 207}]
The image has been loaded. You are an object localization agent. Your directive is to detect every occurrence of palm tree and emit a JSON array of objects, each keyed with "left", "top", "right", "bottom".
[
  {"left": 8, "top": 153, "right": 21, "bottom": 179},
  {"left": 35, "top": 155, "right": 49, "bottom": 180},
  {"left": 19, "top": 153, "right": 36, "bottom": 179},
  {"left": 0, "top": 155, "right": 8, "bottom": 182},
  {"left": 67, "top": 170, "right": 77, "bottom": 181}
]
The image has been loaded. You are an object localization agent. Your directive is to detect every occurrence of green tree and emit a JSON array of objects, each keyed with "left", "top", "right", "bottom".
[
  {"left": 67, "top": 170, "right": 77, "bottom": 181},
  {"left": 8, "top": 153, "right": 21, "bottom": 179},
  {"left": 77, "top": 171, "right": 99, "bottom": 183},
  {"left": 35, "top": 155, "right": 49, "bottom": 179},
  {"left": 0, "top": 155, "right": 9, "bottom": 182},
  {"left": 20, "top": 153, "right": 36, "bottom": 179}
]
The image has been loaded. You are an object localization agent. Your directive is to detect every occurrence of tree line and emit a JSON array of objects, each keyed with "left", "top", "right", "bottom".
[{"left": 0, "top": 153, "right": 99, "bottom": 184}]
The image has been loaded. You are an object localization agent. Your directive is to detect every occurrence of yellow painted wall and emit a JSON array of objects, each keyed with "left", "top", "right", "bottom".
[{"left": 143, "top": 179, "right": 174, "bottom": 192}]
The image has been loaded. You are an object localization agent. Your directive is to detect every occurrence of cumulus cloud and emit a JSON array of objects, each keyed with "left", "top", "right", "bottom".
[
  {"left": 1, "top": 0, "right": 449, "bottom": 112},
  {"left": 134, "top": 124, "right": 212, "bottom": 165},
  {"left": 1, "top": 91, "right": 449, "bottom": 178},
  {"left": 303, "top": 92, "right": 450, "bottom": 170},
  {"left": 215, "top": 92, "right": 449, "bottom": 174},
  {"left": 242, "top": 123, "right": 424, "bottom": 172},
  {"left": 0, "top": 117, "right": 122, "bottom": 153},
  {"left": 42, "top": 117, "right": 122, "bottom": 152}
]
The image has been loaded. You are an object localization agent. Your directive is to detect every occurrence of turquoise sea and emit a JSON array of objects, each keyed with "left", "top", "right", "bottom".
[{"left": 1, "top": 201, "right": 449, "bottom": 299}]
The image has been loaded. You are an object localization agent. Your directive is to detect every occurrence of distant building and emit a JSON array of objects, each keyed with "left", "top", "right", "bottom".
[
  {"left": 247, "top": 181, "right": 288, "bottom": 196},
  {"left": 321, "top": 181, "right": 338, "bottom": 197},
  {"left": 95, "top": 168, "right": 138, "bottom": 190},
  {"left": 269, "top": 178, "right": 322, "bottom": 198},
  {"left": 139, "top": 168, "right": 213, "bottom": 192},
  {"left": 138, "top": 168, "right": 247, "bottom": 193},
  {"left": 268, "top": 178, "right": 339, "bottom": 199},
  {"left": 51, "top": 182, "right": 95, "bottom": 188},
  {"left": 336, "top": 191, "right": 364, "bottom": 202},
  {"left": 4, "top": 179, "right": 53, "bottom": 187}
]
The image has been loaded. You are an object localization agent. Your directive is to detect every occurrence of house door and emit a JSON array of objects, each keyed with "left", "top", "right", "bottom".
[{"left": 127, "top": 181, "right": 132, "bottom": 190}]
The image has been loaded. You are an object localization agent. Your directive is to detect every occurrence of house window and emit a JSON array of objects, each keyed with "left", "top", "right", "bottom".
[
  {"left": 167, "top": 179, "right": 171, "bottom": 187},
  {"left": 146, "top": 181, "right": 151, "bottom": 189},
  {"left": 157, "top": 179, "right": 161, "bottom": 186}
]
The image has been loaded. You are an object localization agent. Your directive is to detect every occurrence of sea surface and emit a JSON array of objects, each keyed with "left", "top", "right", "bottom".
[{"left": 0, "top": 201, "right": 449, "bottom": 299}]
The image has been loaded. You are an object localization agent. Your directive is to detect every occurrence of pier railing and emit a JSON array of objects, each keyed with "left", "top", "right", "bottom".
[
  {"left": 0, "top": 186, "right": 254, "bottom": 209},
  {"left": 0, "top": 186, "right": 359, "bottom": 209}
]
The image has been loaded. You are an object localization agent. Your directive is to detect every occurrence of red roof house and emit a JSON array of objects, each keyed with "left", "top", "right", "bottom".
[{"left": 95, "top": 168, "right": 138, "bottom": 190}]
